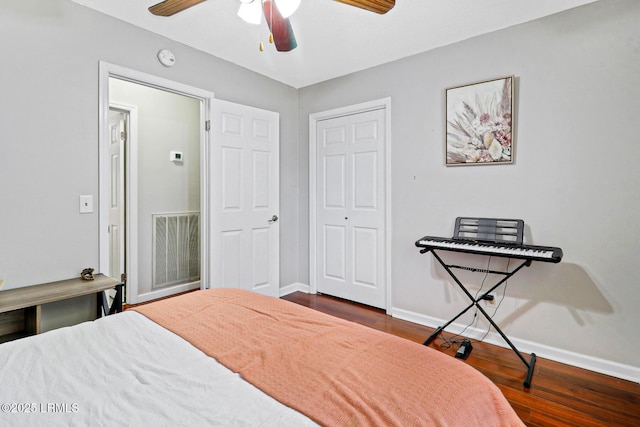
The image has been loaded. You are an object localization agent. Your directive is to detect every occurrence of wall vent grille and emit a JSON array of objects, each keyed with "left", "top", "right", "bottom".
[{"left": 152, "top": 212, "right": 200, "bottom": 289}]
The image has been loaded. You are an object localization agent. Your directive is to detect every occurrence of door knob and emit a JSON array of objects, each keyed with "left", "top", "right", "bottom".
[{"left": 270, "top": 215, "right": 279, "bottom": 222}]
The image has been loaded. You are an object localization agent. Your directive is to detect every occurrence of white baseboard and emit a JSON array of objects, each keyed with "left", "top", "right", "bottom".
[
  {"left": 279, "top": 282, "right": 310, "bottom": 296},
  {"left": 390, "top": 307, "right": 640, "bottom": 384},
  {"left": 135, "top": 281, "right": 201, "bottom": 304}
]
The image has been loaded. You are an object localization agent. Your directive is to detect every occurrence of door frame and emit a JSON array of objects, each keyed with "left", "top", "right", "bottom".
[
  {"left": 308, "top": 97, "right": 392, "bottom": 312},
  {"left": 98, "top": 61, "right": 214, "bottom": 304}
]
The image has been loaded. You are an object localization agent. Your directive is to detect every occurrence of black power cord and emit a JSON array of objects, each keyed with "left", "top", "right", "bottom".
[{"left": 439, "top": 256, "right": 513, "bottom": 350}]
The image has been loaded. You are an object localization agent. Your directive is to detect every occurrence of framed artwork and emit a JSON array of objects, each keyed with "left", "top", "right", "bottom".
[{"left": 445, "top": 76, "right": 514, "bottom": 166}]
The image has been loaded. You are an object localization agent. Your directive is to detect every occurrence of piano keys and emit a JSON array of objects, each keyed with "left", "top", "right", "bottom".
[{"left": 415, "top": 236, "right": 563, "bottom": 263}]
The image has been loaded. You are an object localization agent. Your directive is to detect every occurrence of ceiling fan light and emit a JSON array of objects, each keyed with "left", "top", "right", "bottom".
[
  {"left": 274, "top": 0, "right": 301, "bottom": 19},
  {"left": 238, "top": 1, "right": 262, "bottom": 24}
]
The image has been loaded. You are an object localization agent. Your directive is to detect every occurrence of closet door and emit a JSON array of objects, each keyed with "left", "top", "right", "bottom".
[{"left": 316, "top": 108, "right": 386, "bottom": 308}]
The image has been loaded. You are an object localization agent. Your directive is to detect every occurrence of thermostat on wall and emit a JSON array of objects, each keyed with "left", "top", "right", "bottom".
[{"left": 170, "top": 151, "right": 183, "bottom": 163}]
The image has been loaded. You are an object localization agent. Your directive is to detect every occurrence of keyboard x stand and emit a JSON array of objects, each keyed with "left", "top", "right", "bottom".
[{"left": 421, "top": 247, "right": 537, "bottom": 388}]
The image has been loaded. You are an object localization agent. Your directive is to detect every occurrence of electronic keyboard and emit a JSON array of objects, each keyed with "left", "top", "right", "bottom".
[
  {"left": 415, "top": 217, "right": 563, "bottom": 387},
  {"left": 415, "top": 236, "right": 563, "bottom": 263}
]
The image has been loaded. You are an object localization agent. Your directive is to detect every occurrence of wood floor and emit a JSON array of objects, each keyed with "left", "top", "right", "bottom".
[{"left": 282, "top": 292, "right": 640, "bottom": 427}]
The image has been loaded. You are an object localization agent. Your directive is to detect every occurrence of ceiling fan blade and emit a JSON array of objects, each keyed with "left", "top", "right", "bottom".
[
  {"left": 333, "top": 0, "right": 395, "bottom": 14},
  {"left": 149, "top": 0, "right": 207, "bottom": 17},
  {"left": 263, "top": 0, "right": 297, "bottom": 52}
]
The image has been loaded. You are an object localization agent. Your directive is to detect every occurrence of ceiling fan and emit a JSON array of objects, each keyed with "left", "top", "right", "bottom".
[{"left": 148, "top": 0, "right": 395, "bottom": 52}]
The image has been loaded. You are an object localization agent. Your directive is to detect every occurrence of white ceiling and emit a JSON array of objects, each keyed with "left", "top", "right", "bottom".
[{"left": 71, "top": 0, "right": 597, "bottom": 88}]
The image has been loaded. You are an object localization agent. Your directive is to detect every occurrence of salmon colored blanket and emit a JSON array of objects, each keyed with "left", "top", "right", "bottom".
[{"left": 133, "top": 289, "right": 524, "bottom": 426}]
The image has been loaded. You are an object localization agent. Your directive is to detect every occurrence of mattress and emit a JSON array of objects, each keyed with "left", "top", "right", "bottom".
[
  {"left": 0, "top": 288, "right": 523, "bottom": 426},
  {"left": 0, "top": 310, "right": 316, "bottom": 426}
]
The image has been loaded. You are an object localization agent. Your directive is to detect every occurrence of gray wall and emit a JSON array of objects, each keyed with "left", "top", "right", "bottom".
[
  {"left": 1, "top": 0, "right": 638, "bottom": 378},
  {"left": 299, "top": 0, "right": 640, "bottom": 374},
  {"left": 0, "top": 0, "right": 299, "bottom": 327}
]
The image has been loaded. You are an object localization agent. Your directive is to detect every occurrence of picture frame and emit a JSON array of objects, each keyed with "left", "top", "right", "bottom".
[{"left": 445, "top": 76, "right": 514, "bottom": 166}]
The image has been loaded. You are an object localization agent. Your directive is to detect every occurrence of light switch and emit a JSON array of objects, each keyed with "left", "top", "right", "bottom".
[{"left": 80, "top": 195, "right": 93, "bottom": 214}]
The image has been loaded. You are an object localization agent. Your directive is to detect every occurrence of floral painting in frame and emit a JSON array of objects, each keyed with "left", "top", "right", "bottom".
[{"left": 445, "top": 76, "right": 514, "bottom": 166}]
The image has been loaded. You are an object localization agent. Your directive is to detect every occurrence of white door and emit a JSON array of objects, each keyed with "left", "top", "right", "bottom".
[
  {"left": 315, "top": 108, "right": 387, "bottom": 308},
  {"left": 210, "top": 99, "right": 279, "bottom": 297},
  {"left": 107, "top": 109, "right": 126, "bottom": 283}
]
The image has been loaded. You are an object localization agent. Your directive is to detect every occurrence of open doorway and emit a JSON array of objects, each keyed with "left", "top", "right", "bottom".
[{"left": 99, "top": 62, "right": 213, "bottom": 304}]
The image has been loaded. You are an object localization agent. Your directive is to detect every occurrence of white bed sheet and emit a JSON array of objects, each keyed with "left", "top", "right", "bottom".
[{"left": 0, "top": 311, "right": 317, "bottom": 426}]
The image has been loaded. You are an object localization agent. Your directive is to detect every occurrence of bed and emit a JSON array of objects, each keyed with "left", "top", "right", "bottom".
[{"left": 0, "top": 288, "right": 523, "bottom": 426}]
